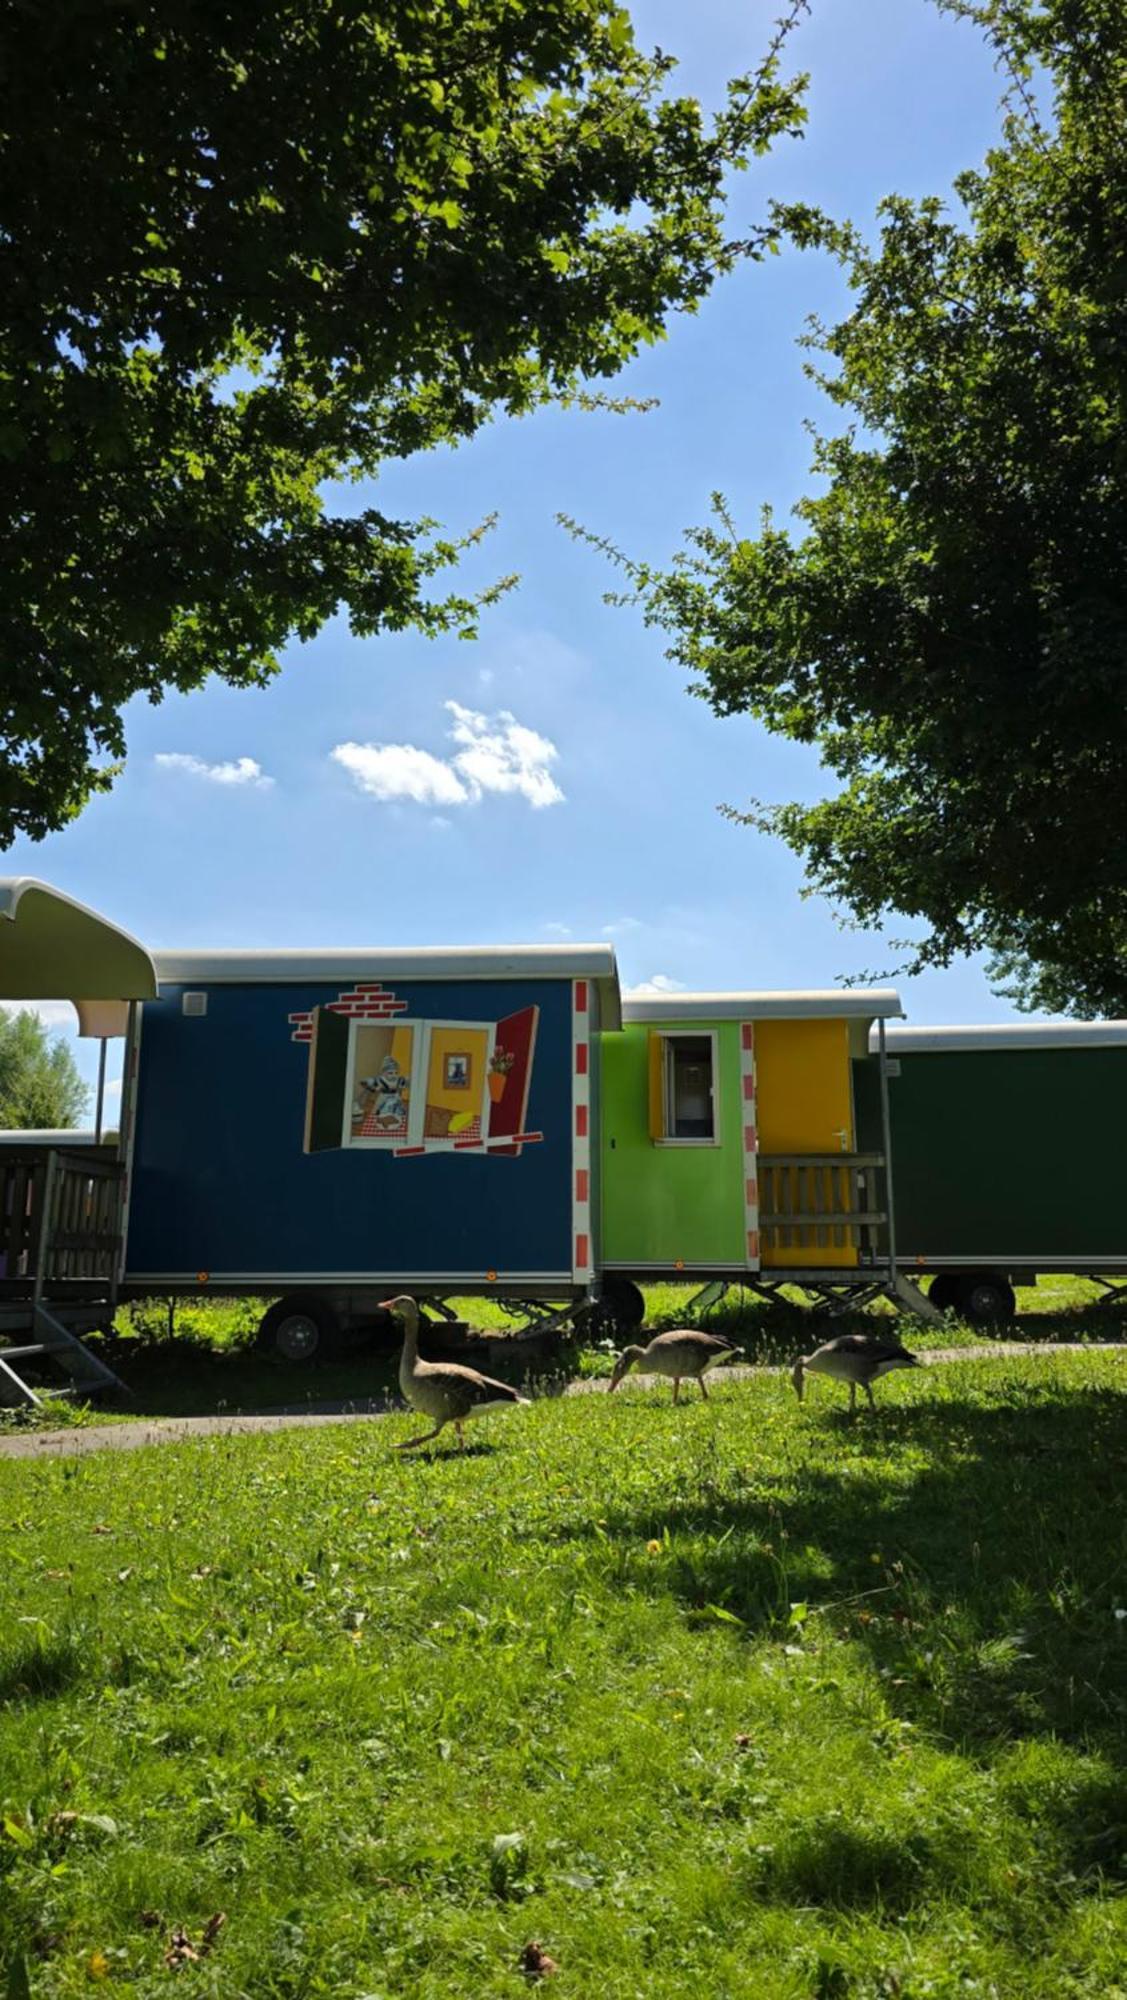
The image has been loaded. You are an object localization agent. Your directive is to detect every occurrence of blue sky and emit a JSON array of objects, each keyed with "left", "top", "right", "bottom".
[{"left": 5, "top": 0, "right": 1022, "bottom": 1111}]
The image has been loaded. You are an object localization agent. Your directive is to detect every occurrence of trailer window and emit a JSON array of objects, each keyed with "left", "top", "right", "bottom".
[{"left": 656, "top": 1033, "right": 716, "bottom": 1142}]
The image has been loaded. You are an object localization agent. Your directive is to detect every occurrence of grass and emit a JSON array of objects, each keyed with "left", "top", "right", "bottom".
[
  {"left": 2, "top": 1350, "right": 1127, "bottom": 1995},
  {"left": 1, "top": 1275, "right": 1118, "bottom": 1429}
]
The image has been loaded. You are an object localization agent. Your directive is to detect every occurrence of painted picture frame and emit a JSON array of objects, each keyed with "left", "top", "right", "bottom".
[{"left": 444, "top": 1051, "right": 471, "bottom": 1089}]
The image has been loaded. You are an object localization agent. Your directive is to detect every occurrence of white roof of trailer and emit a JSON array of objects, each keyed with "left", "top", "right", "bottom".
[
  {"left": 154, "top": 944, "right": 622, "bottom": 1028},
  {"left": 622, "top": 987, "right": 903, "bottom": 1023},
  {"left": 878, "top": 1021, "right": 1127, "bottom": 1052},
  {"left": 0, "top": 877, "right": 157, "bottom": 1004}
]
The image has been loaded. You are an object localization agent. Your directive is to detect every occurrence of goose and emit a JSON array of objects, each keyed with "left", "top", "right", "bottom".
[
  {"left": 609, "top": 1328, "right": 741, "bottom": 1403},
  {"left": 381, "top": 1294, "right": 529, "bottom": 1450},
  {"left": 791, "top": 1332, "right": 918, "bottom": 1414}
]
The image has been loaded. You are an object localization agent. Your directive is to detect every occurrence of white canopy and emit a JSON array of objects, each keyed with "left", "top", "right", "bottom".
[{"left": 0, "top": 878, "right": 157, "bottom": 1020}]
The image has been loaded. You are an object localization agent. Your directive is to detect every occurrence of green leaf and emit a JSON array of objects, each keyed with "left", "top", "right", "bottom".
[{"left": 6, "top": 1956, "right": 31, "bottom": 2000}]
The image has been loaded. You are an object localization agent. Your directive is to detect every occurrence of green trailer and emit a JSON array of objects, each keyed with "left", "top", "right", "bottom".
[
  {"left": 599, "top": 989, "right": 925, "bottom": 1315},
  {"left": 854, "top": 1022, "right": 1127, "bottom": 1320}
]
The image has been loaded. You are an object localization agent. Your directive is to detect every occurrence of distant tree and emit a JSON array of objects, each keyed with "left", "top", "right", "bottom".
[
  {"left": 603, "top": 0, "right": 1127, "bottom": 1017},
  {"left": 0, "top": 1012, "right": 89, "bottom": 1130},
  {"left": 0, "top": 0, "right": 807, "bottom": 847}
]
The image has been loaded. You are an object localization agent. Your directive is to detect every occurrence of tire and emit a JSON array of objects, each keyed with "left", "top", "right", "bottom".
[
  {"left": 928, "top": 1275, "right": 961, "bottom": 1314},
  {"left": 955, "top": 1275, "right": 1017, "bottom": 1325},
  {"left": 600, "top": 1276, "right": 646, "bottom": 1333},
  {"left": 255, "top": 1294, "right": 343, "bottom": 1364}
]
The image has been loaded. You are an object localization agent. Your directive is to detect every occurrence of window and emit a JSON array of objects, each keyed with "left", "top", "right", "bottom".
[
  {"left": 302, "top": 1003, "right": 540, "bottom": 1156},
  {"left": 647, "top": 1030, "right": 718, "bottom": 1144}
]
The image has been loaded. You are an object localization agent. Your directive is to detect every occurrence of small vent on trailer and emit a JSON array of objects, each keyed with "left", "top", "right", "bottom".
[{"left": 182, "top": 992, "right": 208, "bottom": 1017}]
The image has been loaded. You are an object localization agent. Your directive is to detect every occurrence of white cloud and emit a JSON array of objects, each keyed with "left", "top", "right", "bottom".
[
  {"left": 331, "top": 702, "right": 564, "bottom": 812},
  {"left": 602, "top": 916, "right": 642, "bottom": 937},
  {"left": 155, "top": 753, "right": 274, "bottom": 789},
  {"left": 1, "top": 999, "right": 78, "bottom": 1030},
  {"left": 542, "top": 922, "right": 573, "bottom": 939},
  {"left": 624, "top": 973, "right": 688, "bottom": 997},
  {"left": 331, "top": 741, "right": 470, "bottom": 807}
]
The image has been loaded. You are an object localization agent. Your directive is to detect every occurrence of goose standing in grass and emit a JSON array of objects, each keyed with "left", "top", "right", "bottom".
[
  {"left": 609, "top": 1328, "right": 740, "bottom": 1403},
  {"left": 791, "top": 1332, "right": 918, "bottom": 1415},
  {"left": 381, "top": 1294, "right": 529, "bottom": 1451}
]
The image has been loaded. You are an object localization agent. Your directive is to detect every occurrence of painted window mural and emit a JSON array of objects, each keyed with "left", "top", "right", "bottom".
[{"left": 291, "top": 986, "right": 541, "bottom": 1158}]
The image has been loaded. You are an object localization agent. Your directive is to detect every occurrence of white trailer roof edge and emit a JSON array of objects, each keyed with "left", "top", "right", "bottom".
[
  {"left": 876, "top": 1021, "right": 1127, "bottom": 1052},
  {"left": 622, "top": 987, "right": 903, "bottom": 1023},
  {"left": 153, "top": 944, "right": 622, "bottom": 1028}
]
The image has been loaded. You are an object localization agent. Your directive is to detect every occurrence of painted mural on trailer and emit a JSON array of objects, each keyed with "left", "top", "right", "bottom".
[{"left": 289, "top": 985, "right": 541, "bottom": 1158}]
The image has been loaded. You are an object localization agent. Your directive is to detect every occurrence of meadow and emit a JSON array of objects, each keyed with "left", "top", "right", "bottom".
[{"left": 2, "top": 1341, "right": 1126, "bottom": 1997}]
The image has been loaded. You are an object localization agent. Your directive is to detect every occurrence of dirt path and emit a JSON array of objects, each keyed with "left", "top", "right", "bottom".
[{"left": 1, "top": 1343, "right": 1122, "bottom": 1462}]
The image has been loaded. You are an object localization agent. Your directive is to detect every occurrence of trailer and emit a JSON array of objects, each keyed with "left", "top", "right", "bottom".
[
  {"left": 120, "top": 944, "right": 620, "bottom": 1360},
  {"left": 600, "top": 989, "right": 921, "bottom": 1314},
  {"left": 853, "top": 1022, "right": 1127, "bottom": 1319}
]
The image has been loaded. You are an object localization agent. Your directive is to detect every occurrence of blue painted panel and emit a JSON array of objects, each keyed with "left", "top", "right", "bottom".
[{"left": 125, "top": 979, "right": 575, "bottom": 1278}]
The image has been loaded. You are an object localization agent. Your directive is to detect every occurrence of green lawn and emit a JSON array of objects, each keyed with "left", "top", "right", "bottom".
[{"left": 2, "top": 1350, "right": 1126, "bottom": 1995}]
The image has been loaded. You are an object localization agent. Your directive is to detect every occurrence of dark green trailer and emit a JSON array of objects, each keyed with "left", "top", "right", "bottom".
[{"left": 854, "top": 1023, "right": 1127, "bottom": 1320}]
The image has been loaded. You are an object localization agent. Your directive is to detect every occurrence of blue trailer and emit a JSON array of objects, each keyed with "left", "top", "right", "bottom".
[{"left": 121, "top": 946, "right": 619, "bottom": 1358}]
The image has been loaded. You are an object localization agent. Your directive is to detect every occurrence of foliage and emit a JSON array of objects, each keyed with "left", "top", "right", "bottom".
[
  {"left": 0, "top": 1011, "right": 88, "bottom": 1130},
  {"left": 598, "top": 0, "right": 1127, "bottom": 1016},
  {"left": 0, "top": 0, "right": 806, "bottom": 847},
  {"left": 2, "top": 1352, "right": 1127, "bottom": 1994}
]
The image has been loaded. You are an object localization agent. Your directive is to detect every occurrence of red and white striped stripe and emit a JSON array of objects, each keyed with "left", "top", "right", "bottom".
[
  {"left": 572, "top": 979, "right": 591, "bottom": 1280},
  {"left": 740, "top": 1021, "right": 760, "bottom": 1268}
]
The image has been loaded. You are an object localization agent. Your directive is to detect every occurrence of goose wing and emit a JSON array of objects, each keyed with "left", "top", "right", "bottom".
[
  {"left": 820, "top": 1333, "right": 916, "bottom": 1362},
  {"left": 422, "top": 1359, "right": 529, "bottom": 1414},
  {"left": 649, "top": 1328, "right": 738, "bottom": 1357}
]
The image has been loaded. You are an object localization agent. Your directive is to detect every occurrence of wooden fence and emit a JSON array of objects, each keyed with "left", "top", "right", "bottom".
[
  {"left": 758, "top": 1153, "right": 887, "bottom": 1262},
  {"left": 0, "top": 1146, "right": 125, "bottom": 1291}
]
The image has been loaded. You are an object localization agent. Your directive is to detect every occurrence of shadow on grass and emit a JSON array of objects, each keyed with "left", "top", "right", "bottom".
[
  {"left": 647, "top": 1287, "right": 1127, "bottom": 1364},
  {"left": 558, "top": 1384, "right": 1127, "bottom": 1764},
  {"left": 0, "top": 1630, "right": 87, "bottom": 1705}
]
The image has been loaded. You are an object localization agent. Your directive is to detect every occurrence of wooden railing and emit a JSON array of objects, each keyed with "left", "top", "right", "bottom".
[
  {"left": 758, "top": 1153, "right": 887, "bottom": 1263},
  {"left": 0, "top": 1146, "right": 126, "bottom": 1292}
]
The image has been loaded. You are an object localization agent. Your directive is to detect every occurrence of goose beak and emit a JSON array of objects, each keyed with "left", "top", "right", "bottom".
[
  {"left": 608, "top": 1358, "right": 630, "bottom": 1393},
  {"left": 791, "top": 1358, "right": 806, "bottom": 1403}
]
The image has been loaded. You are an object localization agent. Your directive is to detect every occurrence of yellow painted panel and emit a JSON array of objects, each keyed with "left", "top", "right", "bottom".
[
  {"left": 755, "top": 1019, "right": 857, "bottom": 1267},
  {"left": 424, "top": 1026, "right": 489, "bottom": 1138}
]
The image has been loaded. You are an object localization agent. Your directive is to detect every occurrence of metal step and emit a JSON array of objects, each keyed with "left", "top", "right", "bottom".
[{"left": 0, "top": 1342, "right": 57, "bottom": 1361}]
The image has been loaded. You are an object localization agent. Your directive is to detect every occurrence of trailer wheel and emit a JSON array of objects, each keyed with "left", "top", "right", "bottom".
[
  {"left": 956, "top": 1275, "right": 1017, "bottom": 1325},
  {"left": 255, "top": 1294, "right": 343, "bottom": 1364},
  {"left": 928, "top": 1275, "right": 961, "bottom": 1314},
  {"left": 601, "top": 1276, "right": 646, "bottom": 1332}
]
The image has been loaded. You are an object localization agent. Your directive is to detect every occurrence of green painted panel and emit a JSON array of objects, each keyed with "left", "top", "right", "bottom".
[
  {"left": 854, "top": 1048, "right": 1127, "bottom": 1259},
  {"left": 601, "top": 1022, "right": 746, "bottom": 1266}
]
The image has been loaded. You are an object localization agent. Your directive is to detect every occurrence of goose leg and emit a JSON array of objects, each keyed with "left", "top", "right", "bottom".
[
  {"left": 848, "top": 1382, "right": 857, "bottom": 1418},
  {"left": 396, "top": 1421, "right": 448, "bottom": 1451},
  {"left": 865, "top": 1382, "right": 877, "bottom": 1412},
  {"left": 672, "top": 1378, "right": 680, "bottom": 1405},
  {"left": 456, "top": 1421, "right": 466, "bottom": 1451},
  {"left": 698, "top": 1374, "right": 709, "bottom": 1401}
]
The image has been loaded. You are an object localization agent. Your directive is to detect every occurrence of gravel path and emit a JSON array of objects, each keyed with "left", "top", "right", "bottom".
[{"left": 1, "top": 1342, "right": 1122, "bottom": 1462}]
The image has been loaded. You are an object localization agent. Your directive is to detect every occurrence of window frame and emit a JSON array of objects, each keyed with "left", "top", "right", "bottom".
[
  {"left": 655, "top": 1028, "right": 721, "bottom": 1148},
  {"left": 341, "top": 1015, "right": 497, "bottom": 1151}
]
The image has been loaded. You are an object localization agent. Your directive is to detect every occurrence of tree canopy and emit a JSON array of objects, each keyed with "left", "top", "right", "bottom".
[
  {"left": 613, "top": 0, "right": 1127, "bottom": 1017},
  {"left": 0, "top": 1010, "right": 89, "bottom": 1130},
  {"left": 0, "top": 0, "right": 806, "bottom": 848}
]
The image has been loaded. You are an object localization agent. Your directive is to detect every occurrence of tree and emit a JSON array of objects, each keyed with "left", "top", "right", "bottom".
[
  {"left": 609, "top": 0, "right": 1127, "bottom": 1017},
  {"left": 0, "top": 0, "right": 806, "bottom": 847},
  {"left": 0, "top": 1011, "right": 89, "bottom": 1130}
]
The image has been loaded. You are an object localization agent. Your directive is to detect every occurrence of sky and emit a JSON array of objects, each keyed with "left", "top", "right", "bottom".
[{"left": 3, "top": 0, "right": 1024, "bottom": 1114}]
